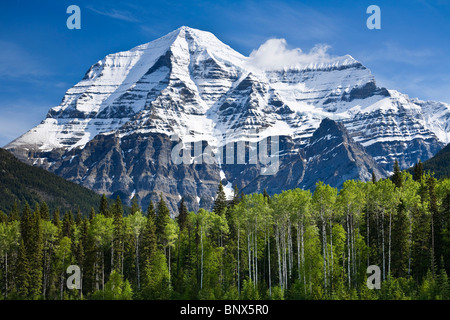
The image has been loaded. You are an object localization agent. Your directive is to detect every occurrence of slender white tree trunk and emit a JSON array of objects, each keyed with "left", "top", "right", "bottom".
[
  {"left": 237, "top": 222, "right": 240, "bottom": 294},
  {"left": 275, "top": 224, "right": 282, "bottom": 289},
  {"left": 201, "top": 225, "right": 204, "bottom": 289}
]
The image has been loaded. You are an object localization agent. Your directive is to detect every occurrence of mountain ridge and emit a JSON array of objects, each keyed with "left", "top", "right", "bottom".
[{"left": 5, "top": 26, "right": 450, "bottom": 213}]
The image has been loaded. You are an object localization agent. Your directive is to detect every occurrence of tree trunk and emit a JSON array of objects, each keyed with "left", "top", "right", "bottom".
[
  {"left": 200, "top": 225, "right": 204, "bottom": 289},
  {"left": 136, "top": 235, "right": 140, "bottom": 289},
  {"left": 267, "top": 230, "right": 271, "bottom": 297}
]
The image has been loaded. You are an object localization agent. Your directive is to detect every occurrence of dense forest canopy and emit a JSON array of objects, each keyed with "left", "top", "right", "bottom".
[
  {"left": 0, "top": 148, "right": 108, "bottom": 213},
  {"left": 1, "top": 171, "right": 450, "bottom": 300}
]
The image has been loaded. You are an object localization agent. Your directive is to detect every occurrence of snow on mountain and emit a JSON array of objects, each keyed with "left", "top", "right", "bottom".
[{"left": 5, "top": 26, "right": 450, "bottom": 211}]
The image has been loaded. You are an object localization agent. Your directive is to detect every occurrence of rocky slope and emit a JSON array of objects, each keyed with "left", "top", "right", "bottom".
[{"left": 5, "top": 27, "right": 450, "bottom": 213}]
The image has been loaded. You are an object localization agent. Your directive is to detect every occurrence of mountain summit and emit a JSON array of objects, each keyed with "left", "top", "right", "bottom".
[{"left": 6, "top": 27, "right": 450, "bottom": 212}]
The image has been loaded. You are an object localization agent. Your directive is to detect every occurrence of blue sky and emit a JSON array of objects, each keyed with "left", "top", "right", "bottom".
[{"left": 0, "top": 0, "right": 449, "bottom": 146}]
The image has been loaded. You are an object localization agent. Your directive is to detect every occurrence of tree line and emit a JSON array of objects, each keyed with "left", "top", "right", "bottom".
[{"left": 1, "top": 164, "right": 450, "bottom": 300}]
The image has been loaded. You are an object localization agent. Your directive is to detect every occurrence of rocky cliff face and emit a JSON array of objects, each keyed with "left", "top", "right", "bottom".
[{"left": 5, "top": 26, "right": 450, "bottom": 213}]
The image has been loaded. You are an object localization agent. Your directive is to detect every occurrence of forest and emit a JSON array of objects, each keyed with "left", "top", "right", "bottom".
[{"left": 1, "top": 162, "right": 450, "bottom": 300}]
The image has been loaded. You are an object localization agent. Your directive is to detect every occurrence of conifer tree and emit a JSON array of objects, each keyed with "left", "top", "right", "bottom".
[
  {"left": 29, "top": 208, "right": 43, "bottom": 298},
  {"left": 62, "top": 210, "right": 74, "bottom": 239},
  {"left": 89, "top": 207, "right": 96, "bottom": 221},
  {"left": 413, "top": 160, "right": 424, "bottom": 181},
  {"left": 15, "top": 239, "right": 31, "bottom": 298},
  {"left": 112, "top": 196, "right": 124, "bottom": 273},
  {"left": 40, "top": 202, "right": 50, "bottom": 220},
  {"left": 213, "top": 182, "right": 227, "bottom": 216},
  {"left": 230, "top": 184, "right": 241, "bottom": 207},
  {"left": 392, "top": 159, "right": 403, "bottom": 189},
  {"left": 75, "top": 208, "right": 82, "bottom": 225},
  {"left": 146, "top": 200, "right": 156, "bottom": 220},
  {"left": 99, "top": 194, "right": 109, "bottom": 217},
  {"left": 130, "top": 196, "right": 141, "bottom": 215},
  {"left": 156, "top": 194, "right": 170, "bottom": 249},
  {"left": 8, "top": 201, "right": 20, "bottom": 222},
  {"left": 177, "top": 197, "right": 188, "bottom": 231}
]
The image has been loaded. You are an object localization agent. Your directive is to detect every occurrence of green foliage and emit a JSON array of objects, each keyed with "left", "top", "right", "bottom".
[
  {"left": 3, "top": 175, "right": 450, "bottom": 300},
  {"left": 91, "top": 270, "right": 133, "bottom": 300},
  {"left": 0, "top": 148, "right": 106, "bottom": 214}
]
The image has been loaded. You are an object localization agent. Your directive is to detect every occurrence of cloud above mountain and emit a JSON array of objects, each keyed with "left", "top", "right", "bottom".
[{"left": 248, "top": 38, "right": 334, "bottom": 70}]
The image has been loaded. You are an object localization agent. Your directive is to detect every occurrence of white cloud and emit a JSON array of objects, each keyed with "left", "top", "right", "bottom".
[{"left": 247, "top": 38, "right": 336, "bottom": 70}]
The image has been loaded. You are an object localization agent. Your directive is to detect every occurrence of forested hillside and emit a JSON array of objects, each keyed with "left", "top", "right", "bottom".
[
  {"left": 1, "top": 168, "right": 450, "bottom": 300},
  {"left": 0, "top": 148, "right": 106, "bottom": 213},
  {"left": 410, "top": 143, "right": 450, "bottom": 179}
]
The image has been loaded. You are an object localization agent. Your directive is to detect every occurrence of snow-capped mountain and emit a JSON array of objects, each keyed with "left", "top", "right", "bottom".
[{"left": 6, "top": 26, "right": 450, "bottom": 213}]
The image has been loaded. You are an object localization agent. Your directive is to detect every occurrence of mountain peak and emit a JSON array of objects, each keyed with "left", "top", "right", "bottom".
[{"left": 5, "top": 27, "right": 450, "bottom": 212}]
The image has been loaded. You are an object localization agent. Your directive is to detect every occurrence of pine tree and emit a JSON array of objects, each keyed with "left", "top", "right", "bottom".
[
  {"left": 75, "top": 208, "right": 82, "bottom": 225},
  {"left": 177, "top": 197, "right": 188, "bottom": 231},
  {"left": 146, "top": 200, "right": 156, "bottom": 220},
  {"left": 20, "top": 203, "right": 33, "bottom": 257},
  {"left": 89, "top": 207, "right": 96, "bottom": 221},
  {"left": 372, "top": 171, "right": 377, "bottom": 184},
  {"left": 156, "top": 194, "right": 170, "bottom": 249},
  {"left": 141, "top": 211, "right": 158, "bottom": 290},
  {"left": 112, "top": 196, "right": 124, "bottom": 273},
  {"left": 213, "top": 181, "right": 227, "bottom": 216},
  {"left": 40, "top": 202, "right": 50, "bottom": 220},
  {"left": 8, "top": 201, "right": 20, "bottom": 222},
  {"left": 391, "top": 200, "right": 409, "bottom": 277},
  {"left": 413, "top": 160, "right": 424, "bottom": 181},
  {"left": 141, "top": 212, "right": 157, "bottom": 262},
  {"left": 392, "top": 159, "right": 403, "bottom": 189},
  {"left": 62, "top": 210, "right": 74, "bottom": 239},
  {"left": 15, "top": 239, "right": 31, "bottom": 298},
  {"left": 99, "top": 194, "right": 109, "bottom": 217},
  {"left": 29, "top": 207, "right": 43, "bottom": 298},
  {"left": 230, "top": 184, "right": 241, "bottom": 207},
  {"left": 130, "top": 196, "right": 141, "bottom": 215}
]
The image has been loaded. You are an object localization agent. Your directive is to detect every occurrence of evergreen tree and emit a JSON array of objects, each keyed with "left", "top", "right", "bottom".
[
  {"left": 15, "top": 239, "right": 31, "bottom": 298},
  {"left": 29, "top": 207, "right": 43, "bottom": 298},
  {"left": 89, "top": 207, "right": 96, "bottom": 221},
  {"left": 177, "top": 197, "right": 188, "bottom": 231},
  {"left": 213, "top": 182, "right": 227, "bottom": 216},
  {"left": 391, "top": 200, "right": 409, "bottom": 277},
  {"left": 392, "top": 159, "right": 403, "bottom": 189},
  {"left": 146, "top": 200, "right": 156, "bottom": 220},
  {"left": 40, "top": 202, "right": 50, "bottom": 220},
  {"left": 112, "top": 196, "right": 124, "bottom": 273},
  {"left": 156, "top": 195, "right": 170, "bottom": 249},
  {"left": 99, "top": 194, "right": 109, "bottom": 217},
  {"left": 8, "top": 201, "right": 20, "bottom": 222},
  {"left": 75, "top": 208, "right": 82, "bottom": 225},
  {"left": 372, "top": 171, "right": 377, "bottom": 183},
  {"left": 413, "top": 160, "right": 424, "bottom": 181},
  {"left": 141, "top": 210, "right": 157, "bottom": 274},
  {"left": 130, "top": 196, "right": 141, "bottom": 215},
  {"left": 230, "top": 184, "right": 241, "bottom": 207},
  {"left": 62, "top": 210, "right": 74, "bottom": 239}
]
